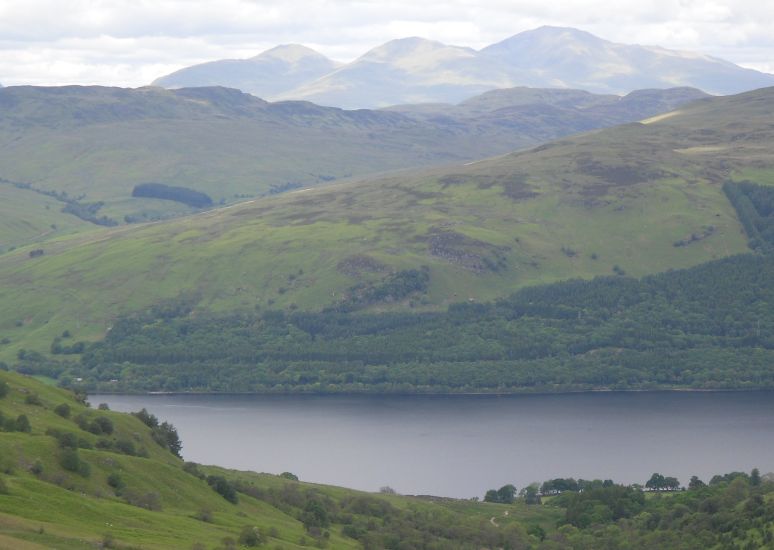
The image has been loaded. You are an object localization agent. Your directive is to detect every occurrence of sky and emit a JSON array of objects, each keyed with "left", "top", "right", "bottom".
[{"left": 1, "top": 0, "right": 773, "bottom": 87}]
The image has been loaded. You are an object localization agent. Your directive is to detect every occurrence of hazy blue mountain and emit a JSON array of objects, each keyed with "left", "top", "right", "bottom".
[
  {"left": 152, "top": 44, "right": 340, "bottom": 97},
  {"left": 152, "top": 26, "right": 774, "bottom": 109},
  {"left": 479, "top": 27, "right": 774, "bottom": 96},
  {"left": 273, "top": 37, "right": 499, "bottom": 108}
]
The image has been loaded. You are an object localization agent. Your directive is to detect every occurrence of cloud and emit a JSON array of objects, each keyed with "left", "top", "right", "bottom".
[{"left": 0, "top": 0, "right": 772, "bottom": 86}]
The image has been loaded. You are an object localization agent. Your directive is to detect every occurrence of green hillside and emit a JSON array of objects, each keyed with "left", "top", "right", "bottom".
[
  {"left": 3, "top": 88, "right": 774, "bottom": 358},
  {"left": 0, "top": 184, "right": 96, "bottom": 252},
  {"left": 69, "top": 252, "right": 774, "bottom": 393},
  {"left": 0, "top": 370, "right": 559, "bottom": 549},
  {"left": 2, "top": 371, "right": 774, "bottom": 550},
  {"left": 0, "top": 84, "right": 703, "bottom": 234}
]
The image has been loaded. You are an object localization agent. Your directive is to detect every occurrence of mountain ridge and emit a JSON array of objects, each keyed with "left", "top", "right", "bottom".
[
  {"left": 152, "top": 26, "right": 774, "bottom": 108},
  {"left": 0, "top": 83, "right": 706, "bottom": 252},
  {"left": 152, "top": 43, "right": 341, "bottom": 98}
]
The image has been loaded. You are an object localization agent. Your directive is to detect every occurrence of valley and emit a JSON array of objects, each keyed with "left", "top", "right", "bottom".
[{"left": 3, "top": 10, "right": 774, "bottom": 550}]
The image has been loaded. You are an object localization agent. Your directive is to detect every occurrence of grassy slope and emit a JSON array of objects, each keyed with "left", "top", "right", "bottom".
[
  {"left": 0, "top": 85, "right": 704, "bottom": 232},
  {"left": 0, "top": 185, "right": 95, "bottom": 252},
  {"left": 0, "top": 371, "right": 557, "bottom": 549},
  {"left": 3, "top": 89, "right": 773, "bottom": 358}
]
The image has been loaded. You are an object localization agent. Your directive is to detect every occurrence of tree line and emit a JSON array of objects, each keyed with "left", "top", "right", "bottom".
[{"left": 66, "top": 250, "right": 774, "bottom": 393}]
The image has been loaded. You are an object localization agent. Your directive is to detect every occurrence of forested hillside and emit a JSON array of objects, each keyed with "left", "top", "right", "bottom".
[
  {"left": 4, "top": 88, "right": 771, "bottom": 359},
  {"left": 47, "top": 250, "right": 768, "bottom": 393},
  {"left": 11, "top": 180, "right": 768, "bottom": 393}
]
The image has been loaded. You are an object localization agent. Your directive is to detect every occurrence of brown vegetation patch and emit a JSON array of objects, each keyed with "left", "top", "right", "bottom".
[
  {"left": 392, "top": 184, "right": 442, "bottom": 200},
  {"left": 337, "top": 254, "right": 388, "bottom": 277},
  {"left": 575, "top": 156, "right": 671, "bottom": 186},
  {"left": 438, "top": 174, "right": 470, "bottom": 188},
  {"left": 272, "top": 210, "right": 328, "bottom": 226},
  {"left": 501, "top": 175, "right": 538, "bottom": 200},
  {"left": 423, "top": 229, "right": 509, "bottom": 273}
]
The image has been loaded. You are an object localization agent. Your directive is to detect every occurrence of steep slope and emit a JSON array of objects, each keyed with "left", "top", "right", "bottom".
[
  {"left": 2, "top": 88, "right": 772, "bottom": 357},
  {"left": 156, "top": 26, "right": 774, "bottom": 109},
  {"left": 0, "top": 370, "right": 558, "bottom": 548},
  {"left": 0, "top": 84, "right": 703, "bottom": 236},
  {"left": 5, "top": 372, "right": 768, "bottom": 550},
  {"left": 152, "top": 44, "right": 341, "bottom": 97}
]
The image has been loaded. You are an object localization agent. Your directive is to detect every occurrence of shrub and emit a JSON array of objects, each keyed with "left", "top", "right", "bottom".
[
  {"left": 207, "top": 475, "right": 239, "bottom": 504},
  {"left": 30, "top": 460, "right": 44, "bottom": 476},
  {"left": 0, "top": 380, "right": 9, "bottom": 398},
  {"left": 301, "top": 499, "right": 331, "bottom": 530},
  {"left": 107, "top": 472, "right": 125, "bottom": 493},
  {"left": 15, "top": 414, "right": 31, "bottom": 433},
  {"left": 24, "top": 392, "right": 42, "bottom": 406},
  {"left": 0, "top": 476, "right": 8, "bottom": 494},
  {"left": 74, "top": 413, "right": 90, "bottom": 431},
  {"left": 59, "top": 448, "right": 81, "bottom": 472},
  {"left": 151, "top": 421, "right": 182, "bottom": 458},
  {"left": 196, "top": 507, "right": 213, "bottom": 522},
  {"left": 183, "top": 462, "right": 205, "bottom": 480},
  {"left": 115, "top": 439, "right": 136, "bottom": 456},
  {"left": 238, "top": 526, "right": 264, "bottom": 547},
  {"left": 57, "top": 431, "right": 79, "bottom": 449},
  {"left": 98, "top": 403, "right": 110, "bottom": 411},
  {"left": 123, "top": 490, "right": 162, "bottom": 511},
  {"left": 93, "top": 416, "right": 114, "bottom": 435},
  {"left": 132, "top": 408, "right": 158, "bottom": 428},
  {"left": 54, "top": 403, "right": 71, "bottom": 418},
  {"left": 280, "top": 471, "right": 299, "bottom": 481}
]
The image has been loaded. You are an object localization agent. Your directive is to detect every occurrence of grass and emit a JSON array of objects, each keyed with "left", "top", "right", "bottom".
[
  {"left": 0, "top": 84, "right": 709, "bottom": 247},
  {"left": 0, "top": 185, "right": 95, "bottom": 253}
]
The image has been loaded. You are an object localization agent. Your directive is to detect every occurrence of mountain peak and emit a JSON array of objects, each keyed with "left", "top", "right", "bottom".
[
  {"left": 360, "top": 37, "right": 474, "bottom": 63},
  {"left": 482, "top": 26, "right": 609, "bottom": 57},
  {"left": 529, "top": 26, "right": 606, "bottom": 40},
  {"left": 252, "top": 44, "right": 333, "bottom": 65}
]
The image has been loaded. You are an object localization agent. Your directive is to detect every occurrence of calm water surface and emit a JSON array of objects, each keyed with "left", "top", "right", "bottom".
[{"left": 91, "top": 391, "right": 774, "bottom": 498}]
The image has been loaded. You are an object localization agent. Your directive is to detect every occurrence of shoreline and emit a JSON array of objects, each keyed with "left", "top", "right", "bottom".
[{"left": 88, "top": 386, "right": 774, "bottom": 398}]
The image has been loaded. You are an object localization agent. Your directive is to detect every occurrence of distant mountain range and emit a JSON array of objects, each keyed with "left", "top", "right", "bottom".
[{"left": 152, "top": 26, "right": 774, "bottom": 108}]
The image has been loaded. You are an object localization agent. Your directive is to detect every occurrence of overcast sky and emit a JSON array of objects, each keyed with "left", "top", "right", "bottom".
[{"left": 1, "top": 0, "right": 773, "bottom": 87}]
